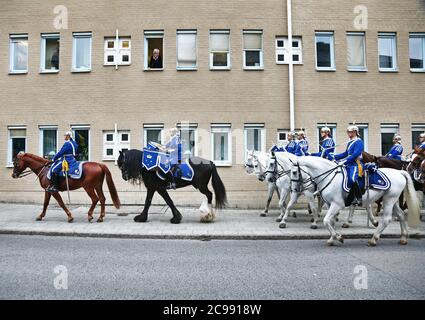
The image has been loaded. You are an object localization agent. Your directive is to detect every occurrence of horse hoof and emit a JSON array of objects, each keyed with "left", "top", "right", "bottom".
[
  {"left": 260, "top": 213, "right": 267, "bottom": 217},
  {"left": 337, "top": 236, "right": 344, "bottom": 244},
  {"left": 348, "top": 220, "right": 353, "bottom": 224},
  {"left": 327, "top": 240, "right": 334, "bottom": 246},
  {"left": 134, "top": 214, "right": 147, "bottom": 223},
  {"left": 279, "top": 222, "right": 286, "bottom": 229},
  {"left": 310, "top": 218, "right": 315, "bottom": 223},
  {"left": 310, "top": 225, "right": 318, "bottom": 230},
  {"left": 88, "top": 216, "right": 94, "bottom": 222},
  {"left": 367, "top": 239, "right": 377, "bottom": 247},
  {"left": 372, "top": 221, "right": 379, "bottom": 228},
  {"left": 275, "top": 218, "right": 282, "bottom": 222},
  {"left": 68, "top": 217, "right": 74, "bottom": 223},
  {"left": 335, "top": 217, "right": 339, "bottom": 222},
  {"left": 36, "top": 216, "right": 43, "bottom": 221},
  {"left": 292, "top": 213, "right": 297, "bottom": 218},
  {"left": 399, "top": 239, "right": 408, "bottom": 245},
  {"left": 342, "top": 223, "right": 350, "bottom": 229},
  {"left": 97, "top": 218, "right": 103, "bottom": 223},
  {"left": 170, "top": 217, "right": 182, "bottom": 224}
]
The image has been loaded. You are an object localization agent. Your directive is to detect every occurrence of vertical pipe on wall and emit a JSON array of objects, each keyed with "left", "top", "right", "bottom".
[
  {"left": 115, "top": 29, "right": 119, "bottom": 70},
  {"left": 287, "top": 0, "right": 295, "bottom": 131}
]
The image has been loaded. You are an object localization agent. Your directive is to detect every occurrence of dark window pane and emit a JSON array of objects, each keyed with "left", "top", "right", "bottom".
[
  {"left": 293, "top": 54, "right": 299, "bottom": 62},
  {"left": 75, "top": 130, "right": 89, "bottom": 161},
  {"left": 122, "top": 55, "right": 129, "bottom": 62},
  {"left": 106, "top": 134, "right": 113, "bottom": 142},
  {"left": 278, "top": 54, "right": 284, "bottom": 61},
  {"left": 212, "top": 53, "right": 228, "bottom": 67},
  {"left": 107, "top": 55, "right": 114, "bottom": 62},
  {"left": 245, "top": 51, "right": 260, "bottom": 67},
  {"left": 292, "top": 41, "right": 299, "bottom": 48},
  {"left": 279, "top": 133, "right": 286, "bottom": 140},
  {"left": 121, "top": 133, "right": 129, "bottom": 141},
  {"left": 12, "top": 138, "right": 26, "bottom": 160},
  {"left": 412, "top": 130, "right": 424, "bottom": 149},
  {"left": 277, "top": 40, "right": 284, "bottom": 48},
  {"left": 316, "top": 36, "right": 331, "bottom": 67},
  {"left": 146, "top": 129, "right": 161, "bottom": 145},
  {"left": 106, "top": 149, "right": 113, "bottom": 156},
  {"left": 45, "top": 38, "right": 60, "bottom": 70},
  {"left": 381, "top": 132, "right": 395, "bottom": 155}
]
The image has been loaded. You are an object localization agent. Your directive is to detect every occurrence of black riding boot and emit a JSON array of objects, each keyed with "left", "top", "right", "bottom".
[
  {"left": 166, "top": 171, "right": 176, "bottom": 190},
  {"left": 46, "top": 173, "right": 59, "bottom": 193},
  {"left": 351, "top": 182, "right": 363, "bottom": 206}
]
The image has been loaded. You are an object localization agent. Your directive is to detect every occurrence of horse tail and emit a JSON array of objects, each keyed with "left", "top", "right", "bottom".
[
  {"left": 400, "top": 171, "right": 420, "bottom": 228},
  {"left": 211, "top": 163, "right": 227, "bottom": 209},
  {"left": 100, "top": 164, "right": 121, "bottom": 209}
]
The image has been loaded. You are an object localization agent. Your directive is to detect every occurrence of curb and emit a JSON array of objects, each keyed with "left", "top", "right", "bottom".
[{"left": 0, "top": 230, "right": 423, "bottom": 241}]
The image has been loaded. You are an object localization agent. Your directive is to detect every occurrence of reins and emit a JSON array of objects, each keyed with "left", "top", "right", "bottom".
[{"left": 15, "top": 161, "right": 51, "bottom": 180}]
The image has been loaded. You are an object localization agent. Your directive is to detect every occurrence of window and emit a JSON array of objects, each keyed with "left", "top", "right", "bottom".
[
  {"left": 72, "top": 32, "right": 92, "bottom": 72},
  {"left": 315, "top": 32, "right": 335, "bottom": 70},
  {"left": 348, "top": 123, "right": 369, "bottom": 151},
  {"left": 103, "top": 131, "right": 130, "bottom": 160},
  {"left": 211, "top": 124, "right": 232, "bottom": 166},
  {"left": 277, "top": 130, "right": 287, "bottom": 143},
  {"left": 39, "top": 127, "right": 57, "bottom": 160},
  {"left": 177, "top": 30, "right": 197, "bottom": 70},
  {"left": 178, "top": 124, "right": 198, "bottom": 158},
  {"left": 9, "top": 34, "right": 28, "bottom": 73},
  {"left": 409, "top": 33, "right": 425, "bottom": 72},
  {"left": 144, "top": 30, "right": 164, "bottom": 70},
  {"left": 72, "top": 126, "right": 90, "bottom": 161},
  {"left": 347, "top": 32, "right": 366, "bottom": 71},
  {"left": 40, "top": 33, "right": 60, "bottom": 72},
  {"left": 8, "top": 127, "right": 26, "bottom": 165},
  {"left": 412, "top": 124, "right": 425, "bottom": 149},
  {"left": 378, "top": 33, "right": 397, "bottom": 71},
  {"left": 380, "top": 124, "right": 399, "bottom": 156},
  {"left": 244, "top": 124, "right": 265, "bottom": 155},
  {"left": 243, "top": 30, "right": 263, "bottom": 69},
  {"left": 317, "top": 123, "right": 337, "bottom": 146},
  {"left": 209, "top": 30, "right": 230, "bottom": 69},
  {"left": 275, "top": 37, "right": 303, "bottom": 64},
  {"left": 143, "top": 124, "right": 164, "bottom": 147},
  {"left": 104, "top": 37, "right": 131, "bottom": 66}
]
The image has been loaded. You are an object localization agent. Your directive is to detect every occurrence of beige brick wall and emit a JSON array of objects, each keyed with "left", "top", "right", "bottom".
[{"left": 0, "top": 0, "right": 424, "bottom": 208}]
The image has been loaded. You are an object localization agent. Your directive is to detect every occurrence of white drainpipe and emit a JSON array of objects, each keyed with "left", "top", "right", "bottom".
[{"left": 287, "top": 0, "right": 295, "bottom": 131}]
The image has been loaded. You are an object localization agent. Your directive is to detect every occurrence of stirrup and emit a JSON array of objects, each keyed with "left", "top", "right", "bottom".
[
  {"left": 167, "top": 182, "right": 176, "bottom": 190},
  {"left": 46, "top": 186, "right": 58, "bottom": 193}
]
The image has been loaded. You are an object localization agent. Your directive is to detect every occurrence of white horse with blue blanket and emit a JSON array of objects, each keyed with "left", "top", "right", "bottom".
[{"left": 293, "top": 156, "right": 420, "bottom": 246}]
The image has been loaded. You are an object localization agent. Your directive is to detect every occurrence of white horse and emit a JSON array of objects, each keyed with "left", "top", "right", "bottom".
[
  {"left": 295, "top": 156, "right": 421, "bottom": 246},
  {"left": 266, "top": 152, "right": 321, "bottom": 229},
  {"left": 245, "top": 150, "right": 282, "bottom": 216}
]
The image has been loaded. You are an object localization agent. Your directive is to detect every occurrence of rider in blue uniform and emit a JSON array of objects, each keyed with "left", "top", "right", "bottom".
[
  {"left": 294, "top": 131, "right": 310, "bottom": 156},
  {"left": 284, "top": 132, "right": 297, "bottom": 154},
  {"left": 386, "top": 135, "right": 403, "bottom": 161},
  {"left": 311, "top": 127, "right": 335, "bottom": 158},
  {"left": 47, "top": 131, "right": 78, "bottom": 193},
  {"left": 329, "top": 125, "right": 364, "bottom": 206},
  {"left": 165, "top": 128, "right": 182, "bottom": 189},
  {"left": 419, "top": 133, "right": 425, "bottom": 151}
]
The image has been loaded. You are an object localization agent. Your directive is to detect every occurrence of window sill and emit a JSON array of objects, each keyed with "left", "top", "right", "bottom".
[
  {"left": 71, "top": 69, "right": 92, "bottom": 73},
  {"left": 410, "top": 69, "right": 425, "bottom": 73},
  {"left": 9, "top": 71, "right": 28, "bottom": 75},
  {"left": 244, "top": 67, "right": 264, "bottom": 71},
  {"left": 5, "top": 164, "right": 13, "bottom": 168},
  {"left": 176, "top": 67, "right": 197, "bottom": 71},
  {"left": 104, "top": 64, "right": 132, "bottom": 67},
  {"left": 379, "top": 69, "right": 399, "bottom": 73},
  {"left": 144, "top": 68, "right": 164, "bottom": 71},
  {"left": 40, "top": 70, "right": 59, "bottom": 74},
  {"left": 209, "top": 67, "right": 231, "bottom": 71},
  {"left": 102, "top": 158, "right": 116, "bottom": 162},
  {"left": 347, "top": 68, "right": 368, "bottom": 72},
  {"left": 316, "top": 68, "right": 336, "bottom": 72},
  {"left": 214, "top": 162, "right": 232, "bottom": 167}
]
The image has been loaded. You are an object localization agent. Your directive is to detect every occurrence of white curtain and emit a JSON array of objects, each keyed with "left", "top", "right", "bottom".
[
  {"left": 347, "top": 35, "right": 365, "bottom": 67},
  {"left": 177, "top": 33, "right": 196, "bottom": 67},
  {"left": 75, "top": 37, "right": 90, "bottom": 69},
  {"left": 210, "top": 33, "right": 229, "bottom": 52},
  {"left": 13, "top": 40, "right": 28, "bottom": 70},
  {"left": 244, "top": 33, "right": 262, "bottom": 50}
]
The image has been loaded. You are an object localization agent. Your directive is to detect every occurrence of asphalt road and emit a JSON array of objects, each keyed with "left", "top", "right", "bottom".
[{"left": 0, "top": 235, "right": 424, "bottom": 300}]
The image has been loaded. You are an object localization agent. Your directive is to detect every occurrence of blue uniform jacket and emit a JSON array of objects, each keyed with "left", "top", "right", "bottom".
[
  {"left": 419, "top": 143, "right": 425, "bottom": 149},
  {"left": 270, "top": 145, "right": 286, "bottom": 153},
  {"left": 294, "top": 139, "right": 310, "bottom": 156},
  {"left": 311, "top": 137, "right": 335, "bottom": 158},
  {"left": 166, "top": 134, "right": 182, "bottom": 164},
  {"left": 334, "top": 138, "right": 364, "bottom": 166},
  {"left": 285, "top": 140, "right": 297, "bottom": 154},
  {"left": 386, "top": 143, "right": 403, "bottom": 160},
  {"left": 50, "top": 139, "right": 78, "bottom": 174}
]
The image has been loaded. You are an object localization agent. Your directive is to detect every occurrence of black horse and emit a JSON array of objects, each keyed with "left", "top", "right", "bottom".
[{"left": 117, "top": 149, "right": 227, "bottom": 224}]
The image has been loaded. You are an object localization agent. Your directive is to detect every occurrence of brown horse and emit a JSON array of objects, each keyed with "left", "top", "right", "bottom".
[{"left": 11, "top": 153, "right": 120, "bottom": 222}]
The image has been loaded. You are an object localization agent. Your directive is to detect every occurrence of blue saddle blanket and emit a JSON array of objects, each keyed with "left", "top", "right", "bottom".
[
  {"left": 142, "top": 148, "right": 171, "bottom": 174},
  {"left": 342, "top": 165, "right": 391, "bottom": 193},
  {"left": 47, "top": 161, "right": 85, "bottom": 180},
  {"left": 156, "top": 161, "right": 194, "bottom": 182}
]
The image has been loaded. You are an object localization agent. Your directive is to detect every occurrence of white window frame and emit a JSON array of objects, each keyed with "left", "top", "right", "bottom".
[
  {"left": 39, "top": 126, "right": 58, "bottom": 159},
  {"left": 9, "top": 34, "right": 28, "bottom": 74},
  {"left": 176, "top": 30, "right": 197, "bottom": 71},
  {"left": 209, "top": 30, "right": 231, "bottom": 70},
  {"left": 409, "top": 33, "right": 425, "bottom": 72},
  {"left": 103, "top": 130, "right": 130, "bottom": 161},
  {"left": 380, "top": 124, "right": 399, "bottom": 155},
  {"left": 412, "top": 123, "right": 425, "bottom": 149},
  {"left": 144, "top": 30, "right": 164, "bottom": 70},
  {"left": 211, "top": 124, "right": 232, "bottom": 166},
  {"left": 104, "top": 37, "right": 131, "bottom": 66},
  {"left": 378, "top": 32, "right": 398, "bottom": 72},
  {"left": 177, "top": 123, "right": 198, "bottom": 158},
  {"left": 244, "top": 124, "right": 266, "bottom": 159},
  {"left": 7, "top": 126, "right": 27, "bottom": 166},
  {"left": 275, "top": 37, "right": 303, "bottom": 65},
  {"left": 72, "top": 32, "right": 92, "bottom": 72},
  {"left": 40, "top": 33, "right": 60, "bottom": 73},
  {"left": 243, "top": 30, "right": 263, "bottom": 70},
  {"left": 346, "top": 32, "right": 367, "bottom": 71},
  {"left": 348, "top": 123, "right": 369, "bottom": 152},
  {"left": 143, "top": 124, "right": 164, "bottom": 147},
  {"left": 317, "top": 123, "right": 337, "bottom": 147},
  {"left": 315, "top": 31, "right": 335, "bottom": 71},
  {"left": 71, "top": 125, "right": 91, "bottom": 161},
  {"left": 277, "top": 130, "right": 288, "bottom": 145}
]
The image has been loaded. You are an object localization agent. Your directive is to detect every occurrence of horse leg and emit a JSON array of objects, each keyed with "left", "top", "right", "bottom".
[
  {"left": 95, "top": 186, "right": 106, "bottom": 223},
  {"left": 306, "top": 192, "right": 319, "bottom": 229},
  {"left": 262, "top": 182, "right": 274, "bottom": 217},
  {"left": 51, "top": 192, "right": 74, "bottom": 223},
  {"left": 199, "top": 186, "right": 215, "bottom": 223},
  {"left": 323, "top": 203, "right": 344, "bottom": 246},
  {"left": 157, "top": 188, "right": 182, "bottom": 224},
  {"left": 36, "top": 192, "right": 51, "bottom": 221},
  {"left": 134, "top": 188, "right": 155, "bottom": 223},
  {"left": 368, "top": 198, "right": 396, "bottom": 247},
  {"left": 84, "top": 187, "right": 98, "bottom": 222},
  {"left": 342, "top": 205, "right": 355, "bottom": 228},
  {"left": 393, "top": 204, "right": 408, "bottom": 245},
  {"left": 279, "top": 191, "right": 298, "bottom": 229},
  {"left": 275, "top": 188, "right": 289, "bottom": 223}
]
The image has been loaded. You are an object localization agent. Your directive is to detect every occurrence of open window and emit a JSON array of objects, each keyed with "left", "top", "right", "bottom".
[
  {"left": 144, "top": 30, "right": 164, "bottom": 70},
  {"left": 40, "top": 33, "right": 60, "bottom": 72}
]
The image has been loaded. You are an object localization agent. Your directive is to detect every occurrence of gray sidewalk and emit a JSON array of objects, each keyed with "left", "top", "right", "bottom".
[{"left": 0, "top": 203, "right": 423, "bottom": 240}]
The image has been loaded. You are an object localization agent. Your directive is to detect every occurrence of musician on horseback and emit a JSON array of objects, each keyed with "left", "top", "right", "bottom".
[
  {"left": 46, "top": 131, "right": 78, "bottom": 193},
  {"left": 386, "top": 134, "right": 403, "bottom": 161},
  {"left": 294, "top": 130, "right": 310, "bottom": 156},
  {"left": 329, "top": 125, "right": 364, "bottom": 206},
  {"left": 311, "top": 127, "right": 335, "bottom": 158},
  {"left": 285, "top": 131, "right": 297, "bottom": 154}
]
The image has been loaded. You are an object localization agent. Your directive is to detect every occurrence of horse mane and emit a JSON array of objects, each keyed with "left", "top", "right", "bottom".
[
  {"left": 22, "top": 153, "right": 50, "bottom": 164},
  {"left": 298, "top": 155, "right": 337, "bottom": 171},
  {"left": 123, "top": 149, "right": 144, "bottom": 185}
]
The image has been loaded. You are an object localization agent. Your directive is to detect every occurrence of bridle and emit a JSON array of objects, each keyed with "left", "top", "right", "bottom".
[
  {"left": 266, "top": 153, "right": 292, "bottom": 183},
  {"left": 13, "top": 158, "right": 51, "bottom": 180}
]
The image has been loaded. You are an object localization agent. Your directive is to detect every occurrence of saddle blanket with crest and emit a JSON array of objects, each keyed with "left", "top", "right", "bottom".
[
  {"left": 47, "top": 161, "right": 85, "bottom": 180},
  {"left": 142, "top": 148, "right": 171, "bottom": 174},
  {"left": 156, "top": 160, "right": 194, "bottom": 182},
  {"left": 341, "top": 164, "right": 391, "bottom": 193}
]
